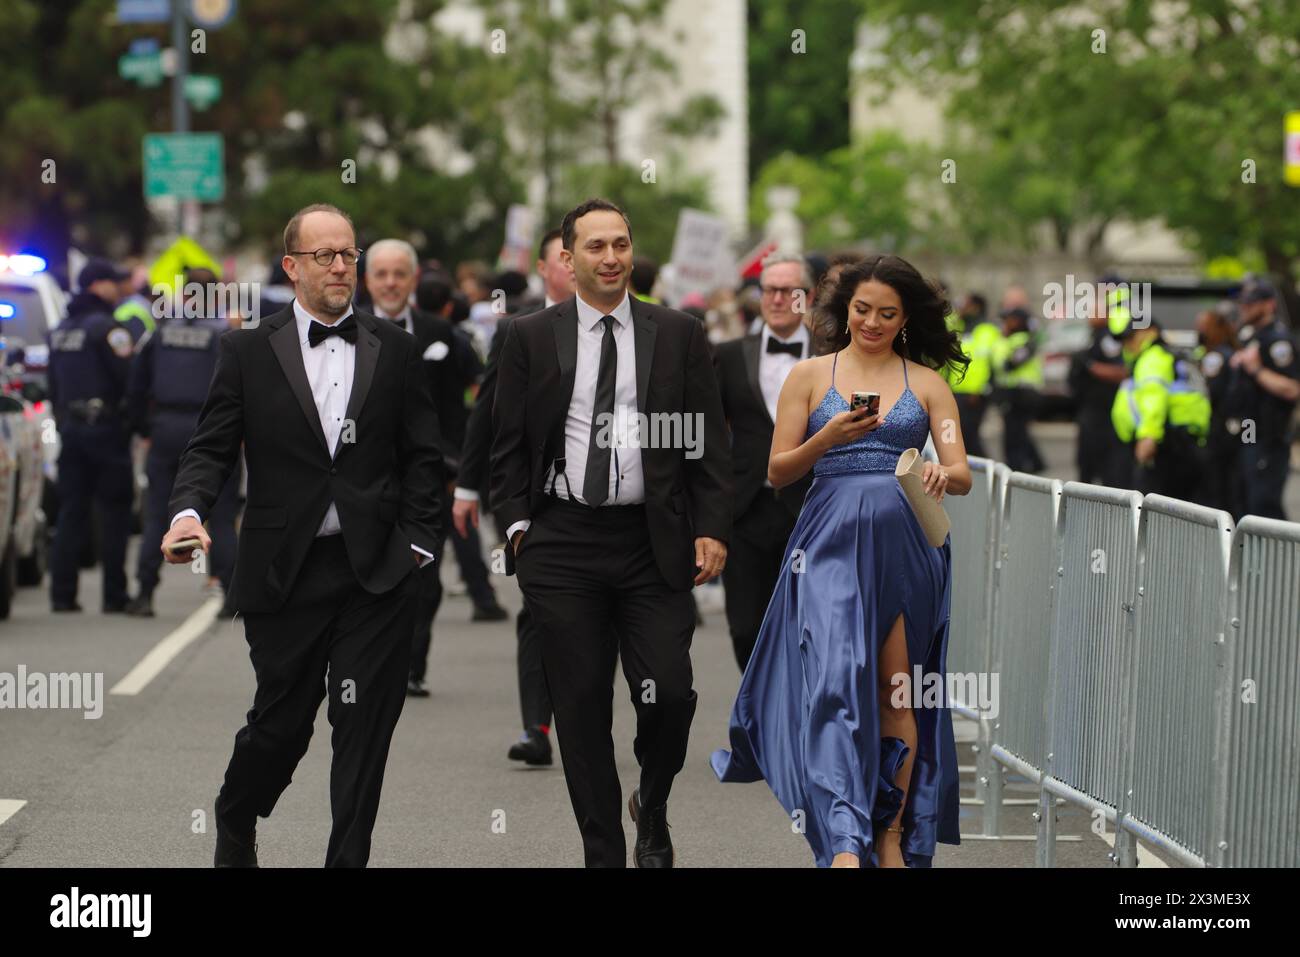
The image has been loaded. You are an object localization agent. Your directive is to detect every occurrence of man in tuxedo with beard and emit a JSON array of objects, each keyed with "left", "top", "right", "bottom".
[
  {"left": 712, "top": 254, "right": 814, "bottom": 670},
  {"left": 454, "top": 227, "right": 574, "bottom": 766},
  {"left": 490, "top": 199, "right": 731, "bottom": 867},
  {"left": 365, "top": 238, "right": 505, "bottom": 698},
  {"left": 164, "top": 204, "right": 444, "bottom": 868}
]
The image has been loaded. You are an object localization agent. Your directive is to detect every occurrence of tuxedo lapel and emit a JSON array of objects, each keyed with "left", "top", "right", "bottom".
[
  {"left": 551, "top": 297, "right": 577, "bottom": 421},
  {"left": 341, "top": 311, "right": 381, "bottom": 452},
  {"left": 631, "top": 297, "right": 657, "bottom": 415},
  {"left": 741, "top": 333, "right": 772, "bottom": 426},
  {"left": 268, "top": 310, "right": 331, "bottom": 456}
]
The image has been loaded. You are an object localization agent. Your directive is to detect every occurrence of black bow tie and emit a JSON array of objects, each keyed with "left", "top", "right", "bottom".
[
  {"left": 766, "top": 337, "right": 803, "bottom": 358},
  {"left": 308, "top": 316, "right": 358, "bottom": 347},
  {"left": 388, "top": 315, "right": 408, "bottom": 331}
]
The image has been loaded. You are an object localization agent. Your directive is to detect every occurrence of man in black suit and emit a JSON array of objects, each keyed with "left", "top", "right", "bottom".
[
  {"left": 712, "top": 254, "right": 814, "bottom": 669},
  {"left": 490, "top": 199, "right": 731, "bottom": 867},
  {"left": 163, "top": 204, "right": 444, "bottom": 868},
  {"left": 364, "top": 239, "right": 505, "bottom": 698},
  {"left": 454, "top": 227, "right": 573, "bottom": 766}
]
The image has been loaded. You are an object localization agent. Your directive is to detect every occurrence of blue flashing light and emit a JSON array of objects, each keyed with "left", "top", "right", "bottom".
[{"left": 0, "top": 303, "right": 15, "bottom": 319}]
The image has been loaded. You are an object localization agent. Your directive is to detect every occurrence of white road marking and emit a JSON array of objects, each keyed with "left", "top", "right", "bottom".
[
  {"left": 110, "top": 596, "right": 222, "bottom": 696},
  {"left": 0, "top": 799, "right": 27, "bottom": 826}
]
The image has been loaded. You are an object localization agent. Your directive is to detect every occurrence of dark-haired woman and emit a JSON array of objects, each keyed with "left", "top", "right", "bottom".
[{"left": 712, "top": 254, "right": 971, "bottom": 868}]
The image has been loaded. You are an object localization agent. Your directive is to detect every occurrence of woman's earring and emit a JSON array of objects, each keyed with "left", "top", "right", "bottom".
[{"left": 901, "top": 326, "right": 909, "bottom": 344}]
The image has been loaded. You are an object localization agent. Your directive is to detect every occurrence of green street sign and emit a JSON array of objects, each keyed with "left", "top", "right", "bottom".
[
  {"left": 184, "top": 74, "right": 222, "bottom": 110},
  {"left": 143, "top": 133, "right": 225, "bottom": 201},
  {"left": 118, "top": 51, "right": 164, "bottom": 87}
]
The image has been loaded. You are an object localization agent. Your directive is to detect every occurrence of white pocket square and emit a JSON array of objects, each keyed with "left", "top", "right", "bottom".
[{"left": 423, "top": 341, "right": 450, "bottom": 361}]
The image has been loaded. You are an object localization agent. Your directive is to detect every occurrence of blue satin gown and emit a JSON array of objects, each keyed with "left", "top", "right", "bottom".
[{"left": 711, "top": 353, "right": 962, "bottom": 867}]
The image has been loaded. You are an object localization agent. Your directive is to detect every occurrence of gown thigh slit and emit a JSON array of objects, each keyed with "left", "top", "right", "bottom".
[{"left": 712, "top": 354, "right": 962, "bottom": 867}]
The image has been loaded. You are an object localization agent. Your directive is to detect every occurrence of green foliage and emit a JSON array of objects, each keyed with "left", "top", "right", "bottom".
[
  {"left": 750, "top": 132, "right": 923, "bottom": 252},
  {"left": 747, "top": 0, "right": 860, "bottom": 180},
  {"left": 860, "top": 0, "right": 1300, "bottom": 305}
]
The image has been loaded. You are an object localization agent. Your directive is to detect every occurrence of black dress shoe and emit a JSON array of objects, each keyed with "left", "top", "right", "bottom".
[
  {"left": 628, "top": 787, "right": 674, "bottom": 868},
  {"left": 406, "top": 677, "right": 431, "bottom": 697},
  {"left": 124, "top": 594, "right": 154, "bottom": 617},
  {"left": 506, "top": 727, "right": 553, "bottom": 766},
  {"left": 102, "top": 601, "right": 128, "bottom": 614},
  {"left": 214, "top": 822, "right": 258, "bottom": 868},
  {"left": 51, "top": 602, "right": 83, "bottom": 613},
  {"left": 471, "top": 603, "right": 509, "bottom": 622}
]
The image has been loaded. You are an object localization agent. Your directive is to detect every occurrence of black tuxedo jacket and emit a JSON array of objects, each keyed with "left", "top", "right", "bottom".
[
  {"left": 170, "top": 305, "right": 444, "bottom": 613},
  {"left": 490, "top": 296, "right": 731, "bottom": 591},
  {"left": 404, "top": 306, "right": 470, "bottom": 472},
  {"left": 713, "top": 333, "right": 811, "bottom": 520},
  {"left": 459, "top": 301, "right": 548, "bottom": 508}
]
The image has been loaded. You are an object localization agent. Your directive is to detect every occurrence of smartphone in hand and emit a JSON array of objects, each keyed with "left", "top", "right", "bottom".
[
  {"left": 164, "top": 537, "right": 203, "bottom": 555},
  {"left": 850, "top": 391, "right": 880, "bottom": 417}
]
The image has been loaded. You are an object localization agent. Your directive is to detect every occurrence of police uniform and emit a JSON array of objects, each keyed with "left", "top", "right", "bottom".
[
  {"left": 1224, "top": 318, "right": 1299, "bottom": 520},
  {"left": 126, "top": 316, "right": 240, "bottom": 613},
  {"left": 945, "top": 313, "right": 1000, "bottom": 459},
  {"left": 1198, "top": 341, "right": 1242, "bottom": 515},
  {"left": 47, "top": 290, "right": 135, "bottom": 611},
  {"left": 993, "top": 311, "right": 1046, "bottom": 473},
  {"left": 1071, "top": 326, "right": 1128, "bottom": 486},
  {"left": 1110, "top": 324, "right": 1210, "bottom": 499}
]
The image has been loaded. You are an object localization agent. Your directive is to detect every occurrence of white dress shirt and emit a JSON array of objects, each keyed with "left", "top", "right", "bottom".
[
  {"left": 173, "top": 299, "right": 431, "bottom": 564},
  {"left": 759, "top": 323, "right": 808, "bottom": 487},
  {"left": 504, "top": 292, "right": 642, "bottom": 544},
  {"left": 454, "top": 295, "right": 556, "bottom": 505},
  {"left": 374, "top": 304, "right": 413, "bottom": 330}
]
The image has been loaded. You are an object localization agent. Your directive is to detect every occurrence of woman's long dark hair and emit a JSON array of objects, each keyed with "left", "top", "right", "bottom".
[{"left": 813, "top": 254, "right": 968, "bottom": 378}]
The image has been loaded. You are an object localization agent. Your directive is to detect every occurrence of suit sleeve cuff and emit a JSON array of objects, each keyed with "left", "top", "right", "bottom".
[
  {"left": 411, "top": 544, "right": 435, "bottom": 568},
  {"left": 171, "top": 508, "right": 202, "bottom": 527},
  {"left": 506, "top": 520, "right": 531, "bottom": 543},
  {"left": 454, "top": 487, "right": 480, "bottom": 502}
]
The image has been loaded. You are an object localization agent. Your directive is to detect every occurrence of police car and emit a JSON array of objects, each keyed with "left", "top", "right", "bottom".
[{"left": 0, "top": 253, "right": 63, "bottom": 603}]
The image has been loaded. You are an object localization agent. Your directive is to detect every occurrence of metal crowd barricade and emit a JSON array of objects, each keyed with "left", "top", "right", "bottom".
[
  {"left": 984, "top": 473, "right": 1062, "bottom": 838},
  {"left": 945, "top": 456, "right": 997, "bottom": 713},
  {"left": 1116, "top": 495, "right": 1232, "bottom": 868},
  {"left": 1035, "top": 483, "right": 1142, "bottom": 865},
  {"left": 1216, "top": 516, "right": 1300, "bottom": 867}
]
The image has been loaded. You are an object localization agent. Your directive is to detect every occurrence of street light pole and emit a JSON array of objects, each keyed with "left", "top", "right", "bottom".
[{"left": 171, "top": 0, "right": 191, "bottom": 236}]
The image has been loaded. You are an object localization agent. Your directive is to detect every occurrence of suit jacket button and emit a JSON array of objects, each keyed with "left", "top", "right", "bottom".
[{"left": 330, "top": 467, "right": 337, "bottom": 475}]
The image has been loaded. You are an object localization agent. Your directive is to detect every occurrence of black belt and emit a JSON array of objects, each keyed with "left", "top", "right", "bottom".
[{"left": 60, "top": 399, "right": 119, "bottom": 425}]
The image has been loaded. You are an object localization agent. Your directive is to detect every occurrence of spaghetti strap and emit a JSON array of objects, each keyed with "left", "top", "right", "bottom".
[
  {"left": 831, "top": 351, "right": 838, "bottom": 389},
  {"left": 901, "top": 356, "right": 910, "bottom": 390}
]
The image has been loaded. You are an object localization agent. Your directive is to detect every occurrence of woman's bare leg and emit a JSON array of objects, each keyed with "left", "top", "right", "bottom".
[{"left": 876, "top": 613, "right": 917, "bottom": 868}]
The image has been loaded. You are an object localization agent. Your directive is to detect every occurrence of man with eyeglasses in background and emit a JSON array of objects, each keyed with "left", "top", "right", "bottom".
[
  {"left": 164, "top": 203, "right": 444, "bottom": 867},
  {"left": 711, "top": 254, "right": 814, "bottom": 669}
]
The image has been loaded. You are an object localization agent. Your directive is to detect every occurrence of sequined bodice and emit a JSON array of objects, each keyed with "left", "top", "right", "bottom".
[{"left": 807, "top": 356, "right": 931, "bottom": 476}]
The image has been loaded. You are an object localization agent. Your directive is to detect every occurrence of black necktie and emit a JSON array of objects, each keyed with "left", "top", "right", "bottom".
[
  {"left": 766, "top": 336, "right": 802, "bottom": 358},
  {"left": 583, "top": 316, "right": 617, "bottom": 507},
  {"left": 308, "top": 315, "right": 358, "bottom": 347}
]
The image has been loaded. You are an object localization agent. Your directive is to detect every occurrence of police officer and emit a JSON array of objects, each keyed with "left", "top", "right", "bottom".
[
  {"left": 1070, "top": 286, "right": 1129, "bottom": 486},
  {"left": 993, "top": 305, "right": 1046, "bottom": 473},
  {"left": 125, "top": 267, "right": 240, "bottom": 617},
  {"left": 1195, "top": 305, "right": 1241, "bottom": 513},
  {"left": 946, "top": 293, "right": 1000, "bottom": 458},
  {"left": 47, "top": 258, "right": 136, "bottom": 612},
  {"left": 1224, "top": 279, "right": 1300, "bottom": 520},
  {"left": 113, "top": 263, "right": 156, "bottom": 342},
  {"left": 1109, "top": 309, "right": 1210, "bottom": 498}
]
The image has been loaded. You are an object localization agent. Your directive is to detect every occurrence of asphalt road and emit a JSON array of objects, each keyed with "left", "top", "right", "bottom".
[{"left": 0, "top": 419, "right": 1246, "bottom": 868}]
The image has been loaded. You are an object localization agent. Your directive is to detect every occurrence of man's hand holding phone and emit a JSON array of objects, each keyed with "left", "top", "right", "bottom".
[{"left": 161, "top": 516, "right": 211, "bottom": 563}]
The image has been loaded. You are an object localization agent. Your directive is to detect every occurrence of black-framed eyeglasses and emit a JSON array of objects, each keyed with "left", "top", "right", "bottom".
[
  {"left": 761, "top": 285, "right": 808, "bottom": 298},
  {"left": 289, "top": 247, "right": 363, "bottom": 267}
]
